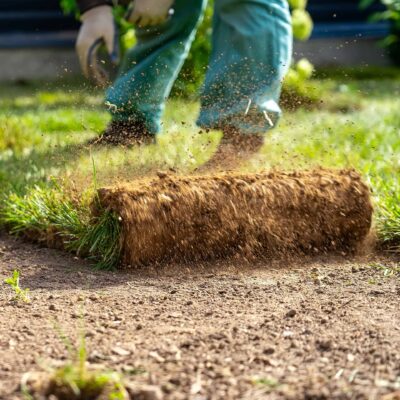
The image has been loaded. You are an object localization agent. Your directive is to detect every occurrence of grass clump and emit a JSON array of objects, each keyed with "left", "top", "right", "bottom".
[
  {"left": 1, "top": 186, "right": 122, "bottom": 269},
  {"left": 48, "top": 335, "right": 127, "bottom": 400},
  {"left": 23, "top": 323, "right": 128, "bottom": 400},
  {"left": 75, "top": 208, "right": 122, "bottom": 270},
  {"left": 375, "top": 181, "right": 400, "bottom": 251},
  {"left": 47, "top": 366, "right": 127, "bottom": 400},
  {"left": 4, "top": 270, "right": 30, "bottom": 303},
  {"left": 1, "top": 185, "right": 86, "bottom": 247}
]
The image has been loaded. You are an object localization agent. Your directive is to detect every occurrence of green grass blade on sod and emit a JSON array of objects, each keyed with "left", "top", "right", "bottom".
[{"left": 375, "top": 179, "right": 400, "bottom": 251}]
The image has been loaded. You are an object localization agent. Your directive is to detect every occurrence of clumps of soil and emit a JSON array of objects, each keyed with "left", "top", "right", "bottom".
[
  {"left": 198, "top": 127, "right": 265, "bottom": 172},
  {"left": 95, "top": 168, "right": 373, "bottom": 268}
]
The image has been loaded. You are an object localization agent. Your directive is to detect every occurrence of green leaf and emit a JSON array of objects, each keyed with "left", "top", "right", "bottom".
[{"left": 359, "top": 0, "right": 375, "bottom": 9}]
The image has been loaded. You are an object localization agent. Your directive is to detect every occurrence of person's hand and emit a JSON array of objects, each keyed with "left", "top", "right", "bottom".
[
  {"left": 76, "top": 5, "right": 119, "bottom": 86},
  {"left": 126, "top": 0, "right": 174, "bottom": 27}
]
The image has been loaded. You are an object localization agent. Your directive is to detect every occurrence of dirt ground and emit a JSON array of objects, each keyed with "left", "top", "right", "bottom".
[{"left": 0, "top": 233, "right": 399, "bottom": 400}]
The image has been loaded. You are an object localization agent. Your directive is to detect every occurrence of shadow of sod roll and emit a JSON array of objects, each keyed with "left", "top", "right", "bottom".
[{"left": 94, "top": 168, "right": 373, "bottom": 268}]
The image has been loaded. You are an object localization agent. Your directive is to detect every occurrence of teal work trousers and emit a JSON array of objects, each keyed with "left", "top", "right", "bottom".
[{"left": 106, "top": 0, "right": 292, "bottom": 135}]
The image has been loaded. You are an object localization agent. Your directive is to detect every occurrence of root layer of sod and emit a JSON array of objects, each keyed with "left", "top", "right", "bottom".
[{"left": 95, "top": 168, "right": 373, "bottom": 268}]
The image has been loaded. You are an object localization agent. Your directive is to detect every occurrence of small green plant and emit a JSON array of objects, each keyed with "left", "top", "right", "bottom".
[
  {"left": 253, "top": 377, "right": 281, "bottom": 391},
  {"left": 52, "top": 332, "right": 127, "bottom": 399},
  {"left": 4, "top": 270, "right": 30, "bottom": 302},
  {"left": 281, "top": 57, "right": 320, "bottom": 108},
  {"left": 360, "top": 0, "right": 400, "bottom": 46},
  {"left": 369, "top": 263, "right": 400, "bottom": 277},
  {"left": 23, "top": 322, "right": 128, "bottom": 399},
  {"left": 282, "top": 1, "right": 316, "bottom": 109}
]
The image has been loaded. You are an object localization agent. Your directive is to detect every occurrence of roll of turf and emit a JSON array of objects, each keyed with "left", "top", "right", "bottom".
[{"left": 95, "top": 169, "right": 373, "bottom": 268}]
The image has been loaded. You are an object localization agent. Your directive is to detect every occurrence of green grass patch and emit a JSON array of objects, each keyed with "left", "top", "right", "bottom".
[
  {"left": 1, "top": 185, "right": 87, "bottom": 251},
  {"left": 374, "top": 181, "right": 400, "bottom": 251},
  {"left": 1, "top": 186, "right": 121, "bottom": 269},
  {"left": 75, "top": 209, "right": 122, "bottom": 270}
]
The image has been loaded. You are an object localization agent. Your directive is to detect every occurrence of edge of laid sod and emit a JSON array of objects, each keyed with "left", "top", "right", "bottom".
[
  {"left": 0, "top": 175, "right": 399, "bottom": 270},
  {"left": 1, "top": 185, "right": 122, "bottom": 270}
]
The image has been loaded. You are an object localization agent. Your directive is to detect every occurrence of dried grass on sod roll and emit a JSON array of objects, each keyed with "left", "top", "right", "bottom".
[{"left": 94, "top": 169, "right": 373, "bottom": 268}]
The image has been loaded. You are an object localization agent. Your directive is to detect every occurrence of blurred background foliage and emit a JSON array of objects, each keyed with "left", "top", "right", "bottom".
[{"left": 360, "top": 0, "right": 400, "bottom": 65}]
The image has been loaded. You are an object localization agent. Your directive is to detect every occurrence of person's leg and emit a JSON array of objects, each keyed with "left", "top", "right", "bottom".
[
  {"left": 106, "top": 0, "right": 206, "bottom": 135},
  {"left": 197, "top": 0, "right": 292, "bottom": 135}
]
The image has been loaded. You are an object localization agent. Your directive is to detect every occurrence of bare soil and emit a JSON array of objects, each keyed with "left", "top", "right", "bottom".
[{"left": 1, "top": 233, "right": 399, "bottom": 400}]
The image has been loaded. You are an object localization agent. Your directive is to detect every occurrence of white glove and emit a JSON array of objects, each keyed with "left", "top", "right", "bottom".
[
  {"left": 126, "top": 0, "right": 174, "bottom": 27},
  {"left": 76, "top": 5, "right": 119, "bottom": 86}
]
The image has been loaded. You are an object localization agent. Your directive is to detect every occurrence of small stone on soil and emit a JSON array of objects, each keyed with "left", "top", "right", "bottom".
[
  {"left": 125, "top": 383, "right": 163, "bottom": 400},
  {"left": 263, "top": 347, "right": 275, "bottom": 355},
  {"left": 112, "top": 346, "right": 131, "bottom": 356},
  {"left": 316, "top": 339, "right": 333, "bottom": 352},
  {"left": 285, "top": 309, "right": 296, "bottom": 318}
]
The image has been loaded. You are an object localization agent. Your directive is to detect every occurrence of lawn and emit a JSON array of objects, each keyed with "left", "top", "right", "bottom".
[{"left": 0, "top": 69, "right": 399, "bottom": 267}]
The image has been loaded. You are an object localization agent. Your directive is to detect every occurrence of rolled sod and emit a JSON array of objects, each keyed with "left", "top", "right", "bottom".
[{"left": 95, "top": 169, "right": 373, "bottom": 268}]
